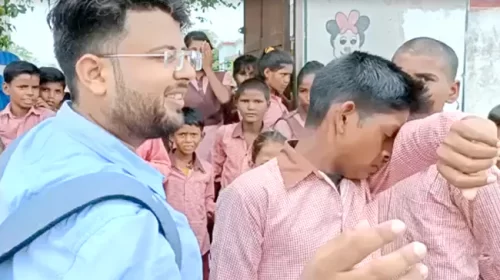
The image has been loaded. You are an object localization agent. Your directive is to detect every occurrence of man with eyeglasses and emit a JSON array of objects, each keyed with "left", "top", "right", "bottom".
[{"left": 0, "top": 0, "right": 495, "bottom": 280}]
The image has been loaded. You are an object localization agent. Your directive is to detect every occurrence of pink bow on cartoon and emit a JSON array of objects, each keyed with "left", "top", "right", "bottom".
[{"left": 336, "top": 10, "right": 360, "bottom": 34}]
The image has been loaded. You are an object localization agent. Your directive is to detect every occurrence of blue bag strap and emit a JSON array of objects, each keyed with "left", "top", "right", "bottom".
[{"left": 0, "top": 137, "right": 183, "bottom": 269}]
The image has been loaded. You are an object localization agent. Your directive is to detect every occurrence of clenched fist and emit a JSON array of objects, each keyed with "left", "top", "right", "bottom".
[{"left": 437, "top": 116, "right": 499, "bottom": 199}]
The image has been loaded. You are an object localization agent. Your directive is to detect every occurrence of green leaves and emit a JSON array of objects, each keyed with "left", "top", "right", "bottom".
[{"left": 0, "top": 0, "right": 36, "bottom": 49}]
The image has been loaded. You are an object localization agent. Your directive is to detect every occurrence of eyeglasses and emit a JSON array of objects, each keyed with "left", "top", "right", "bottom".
[{"left": 102, "top": 50, "right": 202, "bottom": 71}]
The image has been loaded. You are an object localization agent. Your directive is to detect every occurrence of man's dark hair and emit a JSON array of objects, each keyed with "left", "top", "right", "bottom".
[
  {"left": 257, "top": 49, "right": 293, "bottom": 78},
  {"left": 235, "top": 77, "right": 270, "bottom": 101},
  {"left": 47, "top": 0, "right": 190, "bottom": 102},
  {"left": 393, "top": 37, "right": 459, "bottom": 80},
  {"left": 40, "top": 66, "right": 66, "bottom": 88},
  {"left": 488, "top": 104, "right": 500, "bottom": 126},
  {"left": 181, "top": 107, "right": 204, "bottom": 130},
  {"left": 306, "top": 51, "right": 429, "bottom": 127},
  {"left": 184, "top": 31, "right": 213, "bottom": 49},
  {"left": 3, "top": 61, "right": 40, "bottom": 83},
  {"left": 297, "top": 60, "right": 324, "bottom": 85}
]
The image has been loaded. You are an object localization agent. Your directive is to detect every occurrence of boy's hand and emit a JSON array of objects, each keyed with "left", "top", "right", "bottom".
[
  {"left": 201, "top": 41, "right": 213, "bottom": 71},
  {"left": 301, "top": 220, "right": 428, "bottom": 280},
  {"left": 35, "top": 98, "right": 52, "bottom": 110},
  {"left": 437, "top": 116, "right": 499, "bottom": 199}
]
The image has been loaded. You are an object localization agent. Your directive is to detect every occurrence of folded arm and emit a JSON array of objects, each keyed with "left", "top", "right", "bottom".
[{"left": 369, "top": 112, "right": 468, "bottom": 194}]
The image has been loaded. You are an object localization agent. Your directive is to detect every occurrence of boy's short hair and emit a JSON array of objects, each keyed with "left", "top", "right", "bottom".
[
  {"left": 40, "top": 67, "right": 66, "bottom": 88},
  {"left": 488, "top": 104, "right": 500, "bottom": 126},
  {"left": 235, "top": 78, "right": 270, "bottom": 101},
  {"left": 181, "top": 107, "right": 204, "bottom": 130},
  {"left": 3, "top": 61, "right": 40, "bottom": 83},
  {"left": 257, "top": 49, "right": 293, "bottom": 78},
  {"left": 307, "top": 51, "right": 429, "bottom": 127}
]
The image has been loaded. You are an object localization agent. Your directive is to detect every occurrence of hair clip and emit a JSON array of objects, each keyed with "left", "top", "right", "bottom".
[{"left": 264, "top": 46, "right": 275, "bottom": 53}]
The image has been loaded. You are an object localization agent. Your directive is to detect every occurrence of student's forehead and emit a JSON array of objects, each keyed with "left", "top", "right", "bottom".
[
  {"left": 393, "top": 53, "right": 447, "bottom": 75},
  {"left": 12, "top": 74, "right": 39, "bottom": 83},
  {"left": 241, "top": 89, "right": 266, "bottom": 97},
  {"left": 277, "top": 64, "right": 294, "bottom": 73},
  {"left": 177, "top": 124, "right": 202, "bottom": 132},
  {"left": 42, "top": 82, "right": 64, "bottom": 88}
]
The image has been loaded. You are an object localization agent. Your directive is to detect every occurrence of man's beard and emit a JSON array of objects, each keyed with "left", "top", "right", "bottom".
[{"left": 108, "top": 81, "right": 183, "bottom": 140}]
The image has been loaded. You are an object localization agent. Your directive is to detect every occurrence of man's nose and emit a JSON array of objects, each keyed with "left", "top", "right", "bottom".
[{"left": 175, "top": 58, "right": 196, "bottom": 81}]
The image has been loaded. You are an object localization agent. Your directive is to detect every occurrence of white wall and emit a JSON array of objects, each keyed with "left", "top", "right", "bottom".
[
  {"left": 463, "top": 7, "right": 500, "bottom": 117},
  {"left": 304, "top": 0, "right": 467, "bottom": 112}
]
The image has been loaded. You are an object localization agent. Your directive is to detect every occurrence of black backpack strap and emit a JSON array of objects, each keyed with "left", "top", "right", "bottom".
[{"left": 0, "top": 137, "right": 183, "bottom": 269}]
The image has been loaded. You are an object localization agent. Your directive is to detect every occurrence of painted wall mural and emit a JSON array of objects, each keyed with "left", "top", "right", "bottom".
[{"left": 325, "top": 10, "right": 371, "bottom": 59}]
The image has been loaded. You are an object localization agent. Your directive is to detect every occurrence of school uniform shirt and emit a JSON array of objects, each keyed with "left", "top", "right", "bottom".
[
  {"left": 212, "top": 122, "right": 265, "bottom": 189},
  {"left": 272, "top": 110, "right": 306, "bottom": 139},
  {"left": 0, "top": 103, "right": 55, "bottom": 146},
  {"left": 0, "top": 102, "right": 201, "bottom": 280},
  {"left": 185, "top": 72, "right": 236, "bottom": 162},
  {"left": 263, "top": 95, "right": 289, "bottom": 129},
  {"left": 136, "top": 138, "right": 171, "bottom": 183},
  {"left": 209, "top": 112, "right": 466, "bottom": 280},
  {"left": 378, "top": 165, "right": 500, "bottom": 280},
  {"left": 165, "top": 153, "right": 215, "bottom": 255}
]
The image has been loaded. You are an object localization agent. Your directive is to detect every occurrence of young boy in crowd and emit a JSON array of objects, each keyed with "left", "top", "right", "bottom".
[
  {"left": 212, "top": 78, "right": 270, "bottom": 189},
  {"left": 164, "top": 107, "right": 215, "bottom": 280},
  {"left": 0, "top": 61, "right": 55, "bottom": 146},
  {"left": 39, "top": 66, "right": 67, "bottom": 111},
  {"left": 251, "top": 130, "right": 286, "bottom": 167},
  {"left": 258, "top": 47, "right": 294, "bottom": 127}
]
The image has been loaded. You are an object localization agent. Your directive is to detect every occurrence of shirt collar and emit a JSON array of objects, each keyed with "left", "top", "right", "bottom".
[
  {"left": 168, "top": 150, "right": 206, "bottom": 173},
  {"left": 0, "top": 103, "right": 43, "bottom": 118},
  {"left": 232, "top": 122, "right": 244, "bottom": 138},
  {"left": 53, "top": 101, "right": 166, "bottom": 198},
  {"left": 277, "top": 140, "right": 323, "bottom": 188},
  {"left": 231, "top": 121, "right": 265, "bottom": 138}
]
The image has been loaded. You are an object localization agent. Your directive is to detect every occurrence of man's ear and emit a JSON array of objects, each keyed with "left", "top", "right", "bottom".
[
  {"left": 263, "top": 68, "right": 272, "bottom": 80},
  {"left": 2, "top": 82, "right": 9, "bottom": 96},
  {"left": 446, "top": 80, "right": 460, "bottom": 103}
]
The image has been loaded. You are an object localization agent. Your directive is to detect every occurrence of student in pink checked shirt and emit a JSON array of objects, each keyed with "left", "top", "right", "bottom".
[
  {"left": 0, "top": 61, "right": 55, "bottom": 147},
  {"left": 273, "top": 61, "right": 323, "bottom": 140},
  {"left": 378, "top": 37, "right": 500, "bottom": 280},
  {"left": 258, "top": 48, "right": 294, "bottom": 128},
  {"left": 164, "top": 107, "right": 215, "bottom": 280},
  {"left": 212, "top": 78, "right": 270, "bottom": 189},
  {"left": 209, "top": 51, "right": 499, "bottom": 280}
]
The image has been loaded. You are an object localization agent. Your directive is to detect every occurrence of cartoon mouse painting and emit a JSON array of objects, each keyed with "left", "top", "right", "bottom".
[{"left": 325, "top": 10, "right": 371, "bottom": 58}]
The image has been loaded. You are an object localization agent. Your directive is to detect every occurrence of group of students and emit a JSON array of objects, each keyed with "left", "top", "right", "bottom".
[
  {"left": 131, "top": 32, "right": 500, "bottom": 280},
  {"left": 1, "top": 27, "right": 500, "bottom": 280},
  {"left": 0, "top": 61, "right": 68, "bottom": 150}
]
